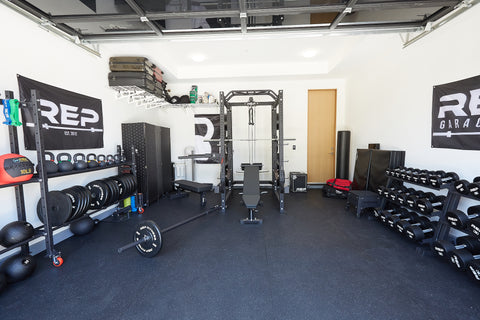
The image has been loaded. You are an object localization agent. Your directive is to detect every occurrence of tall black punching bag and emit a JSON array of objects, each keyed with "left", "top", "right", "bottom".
[{"left": 336, "top": 131, "right": 350, "bottom": 179}]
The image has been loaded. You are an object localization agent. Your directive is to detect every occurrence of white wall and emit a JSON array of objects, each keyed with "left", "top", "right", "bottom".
[
  {"left": 343, "top": 4, "right": 480, "bottom": 211},
  {"left": 161, "top": 77, "right": 347, "bottom": 184}
]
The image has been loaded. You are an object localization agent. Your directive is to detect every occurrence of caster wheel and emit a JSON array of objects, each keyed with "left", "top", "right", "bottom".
[{"left": 53, "top": 256, "right": 63, "bottom": 267}]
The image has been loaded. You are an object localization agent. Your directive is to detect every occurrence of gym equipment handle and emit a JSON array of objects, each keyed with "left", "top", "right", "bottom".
[{"left": 117, "top": 235, "right": 150, "bottom": 253}]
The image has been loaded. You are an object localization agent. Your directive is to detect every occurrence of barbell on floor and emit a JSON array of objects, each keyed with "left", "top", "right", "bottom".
[{"left": 117, "top": 205, "right": 220, "bottom": 258}]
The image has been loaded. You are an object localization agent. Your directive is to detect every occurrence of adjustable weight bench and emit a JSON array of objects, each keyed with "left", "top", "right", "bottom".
[
  {"left": 240, "top": 164, "right": 262, "bottom": 224},
  {"left": 174, "top": 180, "right": 213, "bottom": 207}
]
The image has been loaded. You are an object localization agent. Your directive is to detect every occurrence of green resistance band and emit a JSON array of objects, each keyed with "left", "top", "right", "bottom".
[{"left": 9, "top": 99, "right": 22, "bottom": 126}]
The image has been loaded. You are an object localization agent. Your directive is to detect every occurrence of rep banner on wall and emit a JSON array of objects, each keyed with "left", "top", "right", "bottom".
[
  {"left": 432, "top": 75, "right": 480, "bottom": 150},
  {"left": 18, "top": 75, "right": 104, "bottom": 150},
  {"left": 194, "top": 114, "right": 220, "bottom": 164}
]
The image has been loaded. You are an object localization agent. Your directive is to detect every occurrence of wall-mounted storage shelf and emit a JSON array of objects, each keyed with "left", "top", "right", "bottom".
[
  {"left": 0, "top": 89, "right": 136, "bottom": 267},
  {"left": 111, "top": 85, "right": 218, "bottom": 109}
]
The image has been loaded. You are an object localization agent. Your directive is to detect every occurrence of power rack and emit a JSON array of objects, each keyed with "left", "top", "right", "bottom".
[{"left": 218, "top": 90, "right": 286, "bottom": 214}]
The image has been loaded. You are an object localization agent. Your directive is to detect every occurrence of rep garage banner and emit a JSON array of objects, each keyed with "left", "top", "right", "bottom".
[
  {"left": 194, "top": 114, "right": 220, "bottom": 164},
  {"left": 18, "top": 75, "right": 104, "bottom": 150},
  {"left": 432, "top": 75, "right": 480, "bottom": 150}
]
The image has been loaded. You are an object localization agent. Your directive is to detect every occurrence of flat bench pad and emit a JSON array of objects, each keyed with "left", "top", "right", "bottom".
[{"left": 175, "top": 180, "right": 213, "bottom": 193}]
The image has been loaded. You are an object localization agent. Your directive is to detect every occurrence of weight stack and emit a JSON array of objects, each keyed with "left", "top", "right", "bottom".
[{"left": 336, "top": 131, "right": 350, "bottom": 180}]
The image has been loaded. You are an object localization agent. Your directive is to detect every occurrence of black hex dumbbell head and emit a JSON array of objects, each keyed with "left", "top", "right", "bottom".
[
  {"left": 467, "top": 260, "right": 480, "bottom": 282},
  {"left": 454, "top": 179, "right": 471, "bottom": 195},
  {"left": 386, "top": 209, "right": 414, "bottom": 228},
  {"left": 447, "top": 206, "right": 480, "bottom": 230},
  {"left": 449, "top": 249, "right": 480, "bottom": 271},
  {"left": 416, "top": 195, "right": 446, "bottom": 214},
  {"left": 433, "top": 236, "right": 480, "bottom": 259},
  {"left": 405, "top": 224, "right": 435, "bottom": 241}
]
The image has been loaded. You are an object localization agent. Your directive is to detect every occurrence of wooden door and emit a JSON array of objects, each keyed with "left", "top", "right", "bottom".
[{"left": 307, "top": 89, "right": 337, "bottom": 183}]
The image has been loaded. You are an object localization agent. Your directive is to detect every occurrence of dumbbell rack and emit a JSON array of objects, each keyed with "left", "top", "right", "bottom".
[
  {"left": 378, "top": 171, "right": 460, "bottom": 246},
  {"left": 446, "top": 187, "right": 480, "bottom": 239},
  {"left": 0, "top": 89, "right": 137, "bottom": 266}
]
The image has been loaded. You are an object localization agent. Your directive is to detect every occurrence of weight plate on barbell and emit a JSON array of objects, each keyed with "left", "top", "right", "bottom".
[
  {"left": 134, "top": 220, "right": 162, "bottom": 258},
  {"left": 36, "top": 191, "right": 72, "bottom": 227}
]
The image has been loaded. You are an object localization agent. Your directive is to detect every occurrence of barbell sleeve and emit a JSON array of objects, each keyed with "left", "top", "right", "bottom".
[{"left": 117, "top": 235, "right": 150, "bottom": 253}]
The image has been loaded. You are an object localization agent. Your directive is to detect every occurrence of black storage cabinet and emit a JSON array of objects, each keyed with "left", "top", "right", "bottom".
[
  {"left": 352, "top": 149, "right": 405, "bottom": 192},
  {"left": 122, "top": 122, "right": 172, "bottom": 206}
]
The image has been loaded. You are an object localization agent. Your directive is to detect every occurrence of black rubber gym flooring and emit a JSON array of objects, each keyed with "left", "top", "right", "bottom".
[{"left": 1, "top": 189, "right": 479, "bottom": 319}]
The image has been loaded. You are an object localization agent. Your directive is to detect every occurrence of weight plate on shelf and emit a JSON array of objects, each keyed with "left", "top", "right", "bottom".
[
  {"left": 119, "top": 174, "right": 133, "bottom": 197},
  {"left": 86, "top": 180, "right": 109, "bottom": 209},
  {"left": 107, "top": 177, "right": 120, "bottom": 204},
  {"left": 101, "top": 179, "right": 114, "bottom": 206},
  {"left": 82, "top": 187, "right": 92, "bottom": 215},
  {"left": 112, "top": 176, "right": 126, "bottom": 199},
  {"left": 124, "top": 173, "right": 137, "bottom": 195},
  {"left": 111, "top": 179, "right": 120, "bottom": 204},
  {"left": 104, "top": 178, "right": 119, "bottom": 206},
  {"left": 72, "top": 185, "right": 90, "bottom": 219},
  {"left": 62, "top": 186, "right": 82, "bottom": 220},
  {"left": 36, "top": 191, "right": 73, "bottom": 227},
  {"left": 125, "top": 174, "right": 134, "bottom": 196}
]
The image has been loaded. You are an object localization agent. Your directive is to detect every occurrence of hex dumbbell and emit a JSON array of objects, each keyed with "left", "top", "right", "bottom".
[
  {"left": 376, "top": 185, "right": 404, "bottom": 198},
  {"left": 449, "top": 248, "right": 480, "bottom": 271},
  {"left": 405, "top": 219, "right": 437, "bottom": 242},
  {"left": 411, "top": 170, "right": 427, "bottom": 184},
  {"left": 415, "top": 195, "right": 446, "bottom": 214},
  {"left": 466, "top": 260, "right": 480, "bottom": 281},
  {"left": 392, "top": 167, "right": 405, "bottom": 178},
  {"left": 395, "top": 215, "right": 432, "bottom": 234},
  {"left": 386, "top": 209, "right": 417, "bottom": 229},
  {"left": 383, "top": 186, "right": 406, "bottom": 201},
  {"left": 405, "top": 192, "right": 435, "bottom": 209},
  {"left": 433, "top": 236, "right": 480, "bottom": 259},
  {"left": 445, "top": 205, "right": 480, "bottom": 230},
  {"left": 379, "top": 208, "right": 403, "bottom": 224},
  {"left": 468, "top": 218, "right": 480, "bottom": 237},
  {"left": 468, "top": 177, "right": 480, "bottom": 198},
  {"left": 372, "top": 207, "right": 395, "bottom": 220},
  {"left": 405, "top": 168, "right": 421, "bottom": 182},
  {"left": 453, "top": 177, "right": 480, "bottom": 195},
  {"left": 428, "top": 171, "right": 459, "bottom": 188},
  {"left": 397, "top": 190, "right": 424, "bottom": 206},
  {"left": 376, "top": 185, "right": 387, "bottom": 196},
  {"left": 418, "top": 171, "right": 436, "bottom": 185},
  {"left": 389, "top": 187, "right": 416, "bottom": 203},
  {"left": 399, "top": 168, "right": 414, "bottom": 180}
]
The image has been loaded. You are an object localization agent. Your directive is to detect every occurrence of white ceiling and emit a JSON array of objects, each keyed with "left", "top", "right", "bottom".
[{"left": 101, "top": 32, "right": 373, "bottom": 80}]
